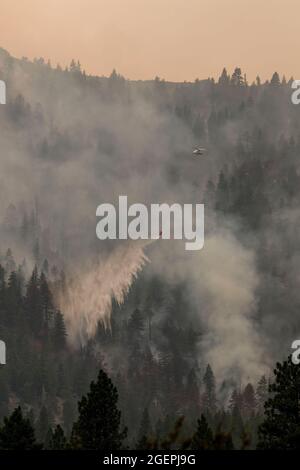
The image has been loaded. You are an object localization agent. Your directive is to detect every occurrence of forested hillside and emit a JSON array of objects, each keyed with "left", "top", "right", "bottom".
[{"left": 1, "top": 47, "right": 300, "bottom": 448}]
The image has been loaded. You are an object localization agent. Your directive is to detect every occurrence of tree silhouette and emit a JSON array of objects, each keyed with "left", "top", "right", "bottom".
[
  {"left": 270, "top": 72, "right": 281, "bottom": 87},
  {"left": 0, "top": 406, "right": 41, "bottom": 450},
  {"left": 49, "top": 424, "right": 67, "bottom": 449},
  {"left": 70, "top": 369, "right": 127, "bottom": 450},
  {"left": 191, "top": 414, "right": 214, "bottom": 450},
  {"left": 202, "top": 364, "right": 217, "bottom": 413},
  {"left": 258, "top": 356, "right": 300, "bottom": 449},
  {"left": 52, "top": 310, "right": 67, "bottom": 349},
  {"left": 256, "top": 375, "right": 268, "bottom": 414}
]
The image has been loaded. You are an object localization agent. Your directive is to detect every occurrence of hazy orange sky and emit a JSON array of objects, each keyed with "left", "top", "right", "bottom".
[{"left": 0, "top": 0, "right": 298, "bottom": 82}]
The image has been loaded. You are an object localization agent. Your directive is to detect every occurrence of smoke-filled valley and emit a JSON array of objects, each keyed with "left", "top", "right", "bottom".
[{"left": 0, "top": 47, "right": 300, "bottom": 448}]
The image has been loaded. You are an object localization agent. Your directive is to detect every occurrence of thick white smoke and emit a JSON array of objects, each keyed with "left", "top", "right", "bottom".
[
  {"left": 196, "top": 233, "right": 269, "bottom": 384},
  {"left": 149, "top": 223, "right": 270, "bottom": 384}
]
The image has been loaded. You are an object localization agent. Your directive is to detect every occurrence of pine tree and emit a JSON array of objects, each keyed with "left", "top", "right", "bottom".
[
  {"left": 33, "top": 239, "right": 40, "bottom": 267},
  {"left": 36, "top": 405, "right": 50, "bottom": 443},
  {"left": 191, "top": 414, "right": 214, "bottom": 450},
  {"left": 4, "top": 248, "right": 16, "bottom": 274},
  {"left": 5, "top": 270, "right": 22, "bottom": 327},
  {"left": 0, "top": 406, "right": 41, "bottom": 450},
  {"left": 52, "top": 310, "right": 67, "bottom": 350},
  {"left": 70, "top": 370, "right": 127, "bottom": 450},
  {"left": 258, "top": 357, "right": 300, "bottom": 449},
  {"left": 202, "top": 364, "right": 217, "bottom": 413},
  {"left": 218, "top": 68, "right": 230, "bottom": 86},
  {"left": 39, "top": 271, "right": 54, "bottom": 326},
  {"left": 242, "top": 383, "right": 256, "bottom": 418},
  {"left": 256, "top": 375, "right": 268, "bottom": 415},
  {"left": 49, "top": 424, "right": 67, "bottom": 449},
  {"left": 229, "top": 389, "right": 241, "bottom": 414},
  {"left": 231, "top": 67, "right": 244, "bottom": 86},
  {"left": 270, "top": 72, "right": 280, "bottom": 87},
  {"left": 25, "top": 266, "right": 43, "bottom": 335},
  {"left": 128, "top": 308, "right": 145, "bottom": 338}
]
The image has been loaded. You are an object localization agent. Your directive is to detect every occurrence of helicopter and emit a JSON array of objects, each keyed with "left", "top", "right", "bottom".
[{"left": 192, "top": 146, "right": 207, "bottom": 156}]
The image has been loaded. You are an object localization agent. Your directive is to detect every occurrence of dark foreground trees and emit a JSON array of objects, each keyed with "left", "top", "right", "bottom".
[
  {"left": 0, "top": 406, "right": 41, "bottom": 450},
  {"left": 70, "top": 369, "right": 127, "bottom": 450},
  {"left": 48, "top": 425, "right": 67, "bottom": 450},
  {"left": 191, "top": 414, "right": 234, "bottom": 450},
  {"left": 0, "top": 370, "right": 127, "bottom": 450},
  {"left": 258, "top": 356, "right": 300, "bottom": 449},
  {"left": 191, "top": 414, "right": 214, "bottom": 450},
  {"left": 4, "top": 357, "right": 300, "bottom": 450}
]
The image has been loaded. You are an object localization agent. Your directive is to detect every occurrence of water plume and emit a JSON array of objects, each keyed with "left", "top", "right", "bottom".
[{"left": 57, "top": 239, "right": 153, "bottom": 345}]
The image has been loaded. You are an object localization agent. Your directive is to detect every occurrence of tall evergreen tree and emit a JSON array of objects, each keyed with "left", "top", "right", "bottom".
[
  {"left": 49, "top": 424, "right": 67, "bottom": 450},
  {"left": 191, "top": 414, "right": 214, "bottom": 450},
  {"left": 128, "top": 308, "right": 145, "bottom": 339},
  {"left": 5, "top": 271, "right": 22, "bottom": 327},
  {"left": 242, "top": 383, "right": 256, "bottom": 418},
  {"left": 39, "top": 271, "right": 54, "bottom": 326},
  {"left": 218, "top": 67, "right": 230, "bottom": 86},
  {"left": 229, "top": 389, "right": 241, "bottom": 414},
  {"left": 270, "top": 72, "right": 281, "bottom": 87},
  {"left": 256, "top": 375, "right": 268, "bottom": 415},
  {"left": 258, "top": 357, "right": 300, "bottom": 449},
  {"left": 52, "top": 310, "right": 67, "bottom": 350},
  {"left": 4, "top": 248, "right": 16, "bottom": 274},
  {"left": 25, "top": 266, "right": 43, "bottom": 335},
  {"left": 202, "top": 365, "right": 217, "bottom": 413},
  {"left": 0, "top": 406, "right": 41, "bottom": 450},
  {"left": 70, "top": 369, "right": 127, "bottom": 450},
  {"left": 231, "top": 67, "right": 244, "bottom": 86}
]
